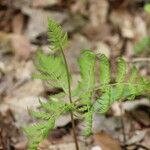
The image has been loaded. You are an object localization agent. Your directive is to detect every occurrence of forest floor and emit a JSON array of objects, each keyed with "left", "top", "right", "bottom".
[{"left": 0, "top": 0, "right": 150, "bottom": 150}]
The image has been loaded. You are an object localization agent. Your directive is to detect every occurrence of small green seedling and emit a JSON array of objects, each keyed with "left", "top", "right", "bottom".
[
  {"left": 144, "top": 3, "right": 150, "bottom": 13},
  {"left": 133, "top": 36, "right": 150, "bottom": 54},
  {"left": 24, "top": 19, "right": 150, "bottom": 150},
  {"left": 133, "top": 4, "right": 150, "bottom": 55}
]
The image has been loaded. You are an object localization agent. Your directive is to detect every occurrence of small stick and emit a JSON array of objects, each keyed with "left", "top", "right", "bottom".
[
  {"left": 122, "top": 143, "right": 150, "bottom": 150},
  {"left": 119, "top": 103, "right": 127, "bottom": 150},
  {"left": 127, "top": 58, "right": 150, "bottom": 63}
]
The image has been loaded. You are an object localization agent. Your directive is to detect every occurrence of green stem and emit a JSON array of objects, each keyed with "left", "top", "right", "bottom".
[{"left": 61, "top": 49, "right": 79, "bottom": 150}]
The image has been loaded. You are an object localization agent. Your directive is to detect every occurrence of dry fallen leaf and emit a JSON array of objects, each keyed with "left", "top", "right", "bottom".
[
  {"left": 32, "top": 0, "right": 58, "bottom": 8},
  {"left": 126, "top": 130, "right": 146, "bottom": 145},
  {"left": 93, "top": 132, "right": 121, "bottom": 150},
  {"left": 10, "top": 34, "right": 32, "bottom": 60},
  {"left": 12, "top": 13, "right": 25, "bottom": 34},
  {"left": 39, "top": 141, "right": 87, "bottom": 150}
]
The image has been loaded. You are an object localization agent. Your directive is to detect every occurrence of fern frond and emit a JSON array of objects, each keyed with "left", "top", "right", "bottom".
[
  {"left": 94, "top": 56, "right": 150, "bottom": 113},
  {"left": 24, "top": 123, "right": 46, "bottom": 136},
  {"left": 29, "top": 110, "right": 50, "bottom": 120},
  {"left": 136, "top": 77, "right": 150, "bottom": 94},
  {"left": 95, "top": 80, "right": 150, "bottom": 114},
  {"left": 94, "top": 88, "right": 111, "bottom": 113},
  {"left": 115, "top": 58, "right": 126, "bottom": 100},
  {"left": 34, "top": 50, "right": 69, "bottom": 93},
  {"left": 77, "top": 105, "right": 88, "bottom": 113},
  {"left": 28, "top": 136, "right": 43, "bottom": 150},
  {"left": 39, "top": 99, "right": 62, "bottom": 112},
  {"left": 98, "top": 54, "right": 110, "bottom": 86},
  {"left": 126, "top": 66, "right": 138, "bottom": 100},
  {"left": 25, "top": 19, "right": 150, "bottom": 150},
  {"left": 63, "top": 103, "right": 75, "bottom": 112},
  {"left": 128, "top": 66, "right": 138, "bottom": 83},
  {"left": 48, "top": 19, "right": 68, "bottom": 51},
  {"left": 83, "top": 110, "right": 93, "bottom": 136},
  {"left": 123, "top": 69, "right": 150, "bottom": 100},
  {"left": 25, "top": 96, "right": 75, "bottom": 150},
  {"left": 24, "top": 118, "right": 55, "bottom": 150},
  {"left": 73, "top": 50, "right": 96, "bottom": 104},
  {"left": 39, "top": 99, "right": 74, "bottom": 117},
  {"left": 116, "top": 58, "right": 126, "bottom": 83}
]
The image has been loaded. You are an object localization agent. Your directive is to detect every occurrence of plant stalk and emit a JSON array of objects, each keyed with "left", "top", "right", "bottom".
[{"left": 61, "top": 49, "right": 79, "bottom": 150}]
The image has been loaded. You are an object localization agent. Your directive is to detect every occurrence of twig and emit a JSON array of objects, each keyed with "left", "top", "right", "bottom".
[
  {"left": 122, "top": 143, "right": 150, "bottom": 150},
  {"left": 127, "top": 58, "right": 150, "bottom": 63},
  {"left": 119, "top": 103, "right": 127, "bottom": 150},
  {"left": 136, "top": 144, "right": 150, "bottom": 150}
]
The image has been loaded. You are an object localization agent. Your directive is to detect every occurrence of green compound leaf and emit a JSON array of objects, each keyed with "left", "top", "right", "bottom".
[
  {"left": 73, "top": 50, "right": 96, "bottom": 104},
  {"left": 82, "top": 110, "right": 93, "bottom": 136},
  {"left": 116, "top": 58, "right": 126, "bottom": 83},
  {"left": 98, "top": 54, "right": 110, "bottom": 86},
  {"left": 144, "top": 3, "right": 150, "bottom": 13},
  {"left": 25, "top": 19, "right": 150, "bottom": 150},
  {"left": 34, "top": 50, "right": 70, "bottom": 93},
  {"left": 48, "top": 19, "right": 68, "bottom": 51},
  {"left": 133, "top": 36, "right": 150, "bottom": 54},
  {"left": 115, "top": 58, "right": 126, "bottom": 100}
]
